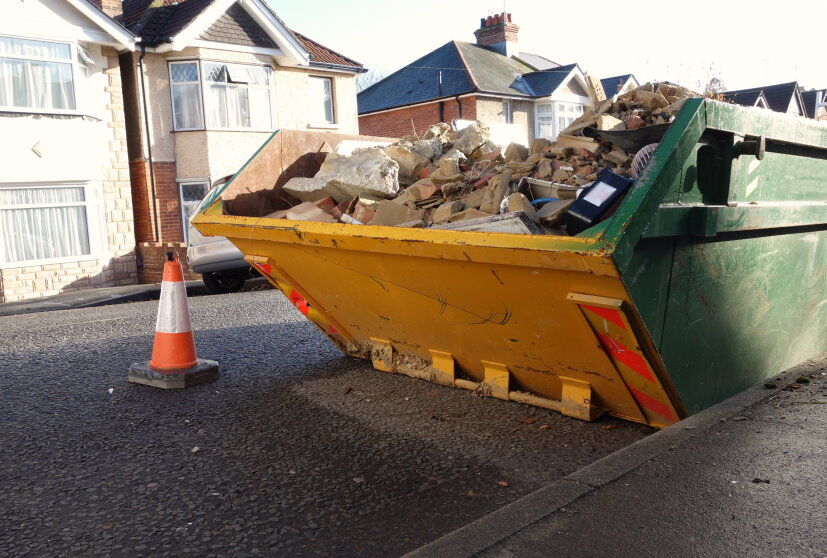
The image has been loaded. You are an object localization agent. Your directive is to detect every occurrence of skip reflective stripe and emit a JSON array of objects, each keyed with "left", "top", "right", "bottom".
[{"left": 155, "top": 281, "right": 192, "bottom": 334}]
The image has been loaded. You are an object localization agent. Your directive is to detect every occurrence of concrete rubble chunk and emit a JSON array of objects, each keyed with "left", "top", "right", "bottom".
[
  {"left": 478, "top": 171, "right": 512, "bottom": 214},
  {"left": 537, "top": 199, "right": 574, "bottom": 225},
  {"left": 596, "top": 114, "right": 625, "bottom": 131},
  {"left": 506, "top": 193, "right": 539, "bottom": 222},
  {"left": 503, "top": 142, "right": 529, "bottom": 162},
  {"left": 382, "top": 144, "right": 429, "bottom": 181},
  {"left": 422, "top": 122, "right": 452, "bottom": 143},
  {"left": 530, "top": 138, "right": 551, "bottom": 155},
  {"left": 431, "top": 200, "right": 465, "bottom": 224},
  {"left": 604, "top": 149, "right": 631, "bottom": 166},
  {"left": 412, "top": 139, "right": 443, "bottom": 160},
  {"left": 370, "top": 200, "right": 424, "bottom": 226},
  {"left": 453, "top": 121, "right": 490, "bottom": 156},
  {"left": 429, "top": 151, "right": 465, "bottom": 184},
  {"left": 285, "top": 201, "right": 338, "bottom": 223},
  {"left": 285, "top": 148, "right": 400, "bottom": 204},
  {"left": 555, "top": 135, "right": 599, "bottom": 153}
]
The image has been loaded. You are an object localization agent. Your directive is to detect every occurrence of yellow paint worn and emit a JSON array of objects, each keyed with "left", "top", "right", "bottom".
[{"left": 197, "top": 211, "right": 678, "bottom": 427}]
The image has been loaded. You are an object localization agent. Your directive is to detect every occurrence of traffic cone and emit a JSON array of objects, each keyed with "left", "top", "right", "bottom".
[{"left": 128, "top": 252, "right": 218, "bottom": 389}]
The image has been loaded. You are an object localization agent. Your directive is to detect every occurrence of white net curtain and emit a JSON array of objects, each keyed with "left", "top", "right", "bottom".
[
  {"left": 0, "top": 186, "right": 90, "bottom": 263},
  {"left": 0, "top": 36, "right": 75, "bottom": 111}
]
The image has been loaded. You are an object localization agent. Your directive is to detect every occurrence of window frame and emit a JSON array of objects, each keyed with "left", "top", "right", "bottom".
[
  {"left": 307, "top": 75, "right": 337, "bottom": 128},
  {"left": 0, "top": 34, "right": 80, "bottom": 115},
  {"left": 502, "top": 100, "right": 513, "bottom": 124},
  {"left": 0, "top": 181, "right": 105, "bottom": 268},
  {"left": 534, "top": 100, "right": 586, "bottom": 140},
  {"left": 167, "top": 58, "right": 274, "bottom": 133},
  {"left": 168, "top": 60, "right": 205, "bottom": 131},
  {"left": 178, "top": 180, "right": 211, "bottom": 242}
]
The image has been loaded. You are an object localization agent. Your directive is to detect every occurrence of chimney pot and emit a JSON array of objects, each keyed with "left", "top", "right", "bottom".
[{"left": 475, "top": 12, "right": 519, "bottom": 56}]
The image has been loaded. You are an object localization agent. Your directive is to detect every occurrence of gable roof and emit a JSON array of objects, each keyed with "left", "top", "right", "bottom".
[
  {"left": 358, "top": 41, "right": 474, "bottom": 114},
  {"left": 122, "top": 0, "right": 362, "bottom": 70},
  {"left": 601, "top": 74, "right": 634, "bottom": 96},
  {"left": 521, "top": 63, "right": 579, "bottom": 97},
  {"left": 725, "top": 82, "right": 804, "bottom": 114},
  {"left": 454, "top": 41, "right": 535, "bottom": 96},
  {"left": 63, "top": 0, "right": 137, "bottom": 50},
  {"left": 358, "top": 41, "right": 583, "bottom": 114},
  {"left": 725, "top": 89, "right": 767, "bottom": 107},
  {"left": 801, "top": 89, "right": 826, "bottom": 118}
]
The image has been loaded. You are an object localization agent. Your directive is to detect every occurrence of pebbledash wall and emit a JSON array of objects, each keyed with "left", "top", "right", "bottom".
[
  {"left": 122, "top": 46, "right": 360, "bottom": 282},
  {"left": 0, "top": 44, "right": 138, "bottom": 303},
  {"left": 359, "top": 95, "right": 477, "bottom": 138}
]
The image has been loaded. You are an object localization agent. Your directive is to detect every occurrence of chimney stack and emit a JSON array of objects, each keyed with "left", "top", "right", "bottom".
[
  {"left": 90, "top": 0, "right": 123, "bottom": 20},
  {"left": 474, "top": 12, "right": 518, "bottom": 57}
]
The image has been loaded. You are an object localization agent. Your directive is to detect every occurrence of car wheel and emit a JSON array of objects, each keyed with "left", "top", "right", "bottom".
[{"left": 202, "top": 272, "right": 246, "bottom": 294}]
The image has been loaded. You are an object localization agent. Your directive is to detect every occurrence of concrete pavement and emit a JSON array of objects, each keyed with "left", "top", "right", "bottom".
[{"left": 407, "top": 355, "right": 826, "bottom": 558}]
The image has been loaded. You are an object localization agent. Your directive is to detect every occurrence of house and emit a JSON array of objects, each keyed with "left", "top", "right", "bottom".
[
  {"left": 357, "top": 13, "right": 596, "bottom": 146},
  {"left": 725, "top": 82, "right": 805, "bottom": 116},
  {"left": 600, "top": 74, "right": 639, "bottom": 97},
  {"left": 724, "top": 89, "right": 770, "bottom": 109},
  {"left": 0, "top": 0, "right": 138, "bottom": 303},
  {"left": 118, "top": 0, "right": 365, "bottom": 281},
  {"left": 801, "top": 88, "right": 827, "bottom": 120}
]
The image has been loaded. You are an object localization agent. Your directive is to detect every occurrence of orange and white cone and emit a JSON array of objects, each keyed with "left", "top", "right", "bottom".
[{"left": 128, "top": 252, "right": 219, "bottom": 389}]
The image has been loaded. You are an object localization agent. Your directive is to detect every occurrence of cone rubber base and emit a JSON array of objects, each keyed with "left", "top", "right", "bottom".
[{"left": 128, "top": 359, "right": 219, "bottom": 389}]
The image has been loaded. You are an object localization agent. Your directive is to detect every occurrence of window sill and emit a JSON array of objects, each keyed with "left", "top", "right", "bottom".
[
  {"left": 172, "top": 128, "right": 275, "bottom": 134},
  {"left": 307, "top": 123, "right": 339, "bottom": 130},
  {"left": 0, "top": 253, "right": 104, "bottom": 270}
]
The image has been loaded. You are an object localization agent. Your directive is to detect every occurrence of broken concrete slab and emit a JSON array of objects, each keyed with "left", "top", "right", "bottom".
[
  {"left": 431, "top": 200, "right": 465, "bottom": 224},
  {"left": 453, "top": 121, "right": 490, "bottom": 156},
  {"left": 506, "top": 192, "right": 539, "bottom": 222},
  {"left": 382, "top": 144, "right": 429, "bottom": 181},
  {"left": 285, "top": 201, "right": 339, "bottom": 223},
  {"left": 431, "top": 211, "right": 543, "bottom": 234},
  {"left": 370, "top": 200, "right": 425, "bottom": 226},
  {"left": 537, "top": 199, "right": 574, "bottom": 225},
  {"left": 503, "top": 142, "right": 529, "bottom": 162}
]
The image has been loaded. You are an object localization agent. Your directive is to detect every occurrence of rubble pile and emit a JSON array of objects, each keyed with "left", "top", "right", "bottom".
[{"left": 273, "top": 82, "right": 699, "bottom": 235}]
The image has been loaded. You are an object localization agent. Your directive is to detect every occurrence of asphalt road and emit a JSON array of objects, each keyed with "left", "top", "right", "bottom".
[{"left": 0, "top": 291, "right": 652, "bottom": 557}]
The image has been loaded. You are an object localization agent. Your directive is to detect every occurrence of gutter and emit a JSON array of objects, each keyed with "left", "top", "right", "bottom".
[{"left": 309, "top": 62, "right": 367, "bottom": 74}]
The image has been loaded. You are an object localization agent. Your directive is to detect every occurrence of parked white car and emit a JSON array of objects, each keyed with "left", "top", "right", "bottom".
[{"left": 186, "top": 176, "right": 255, "bottom": 293}]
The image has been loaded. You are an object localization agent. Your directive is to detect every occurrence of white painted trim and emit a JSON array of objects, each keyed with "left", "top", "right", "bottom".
[
  {"left": 188, "top": 39, "right": 284, "bottom": 58},
  {"left": 360, "top": 93, "right": 476, "bottom": 116},
  {"left": 476, "top": 93, "right": 533, "bottom": 102},
  {"left": 63, "top": 0, "right": 136, "bottom": 51}
]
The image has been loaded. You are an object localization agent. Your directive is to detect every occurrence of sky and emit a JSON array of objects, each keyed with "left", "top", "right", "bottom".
[{"left": 270, "top": 0, "right": 826, "bottom": 92}]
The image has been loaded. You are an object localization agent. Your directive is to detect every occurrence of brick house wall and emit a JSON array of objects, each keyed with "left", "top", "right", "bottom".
[
  {"left": 0, "top": 48, "right": 138, "bottom": 303},
  {"left": 359, "top": 95, "right": 477, "bottom": 138}
]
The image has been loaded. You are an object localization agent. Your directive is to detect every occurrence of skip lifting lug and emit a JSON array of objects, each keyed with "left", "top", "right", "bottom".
[{"left": 733, "top": 135, "right": 765, "bottom": 160}]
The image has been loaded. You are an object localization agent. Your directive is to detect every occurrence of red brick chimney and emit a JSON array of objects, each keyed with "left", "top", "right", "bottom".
[
  {"left": 90, "top": 0, "right": 123, "bottom": 20},
  {"left": 474, "top": 13, "right": 519, "bottom": 57}
]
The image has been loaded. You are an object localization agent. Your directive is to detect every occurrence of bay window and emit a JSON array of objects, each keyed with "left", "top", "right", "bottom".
[
  {"left": 309, "top": 76, "right": 335, "bottom": 125},
  {"left": 0, "top": 184, "right": 98, "bottom": 265},
  {"left": 0, "top": 35, "right": 76, "bottom": 111},
  {"left": 170, "top": 61, "right": 204, "bottom": 130},
  {"left": 535, "top": 101, "right": 585, "bottom": 140},
  {"left": 169, "top": 60, "right": 272, "bottom": 131}
]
